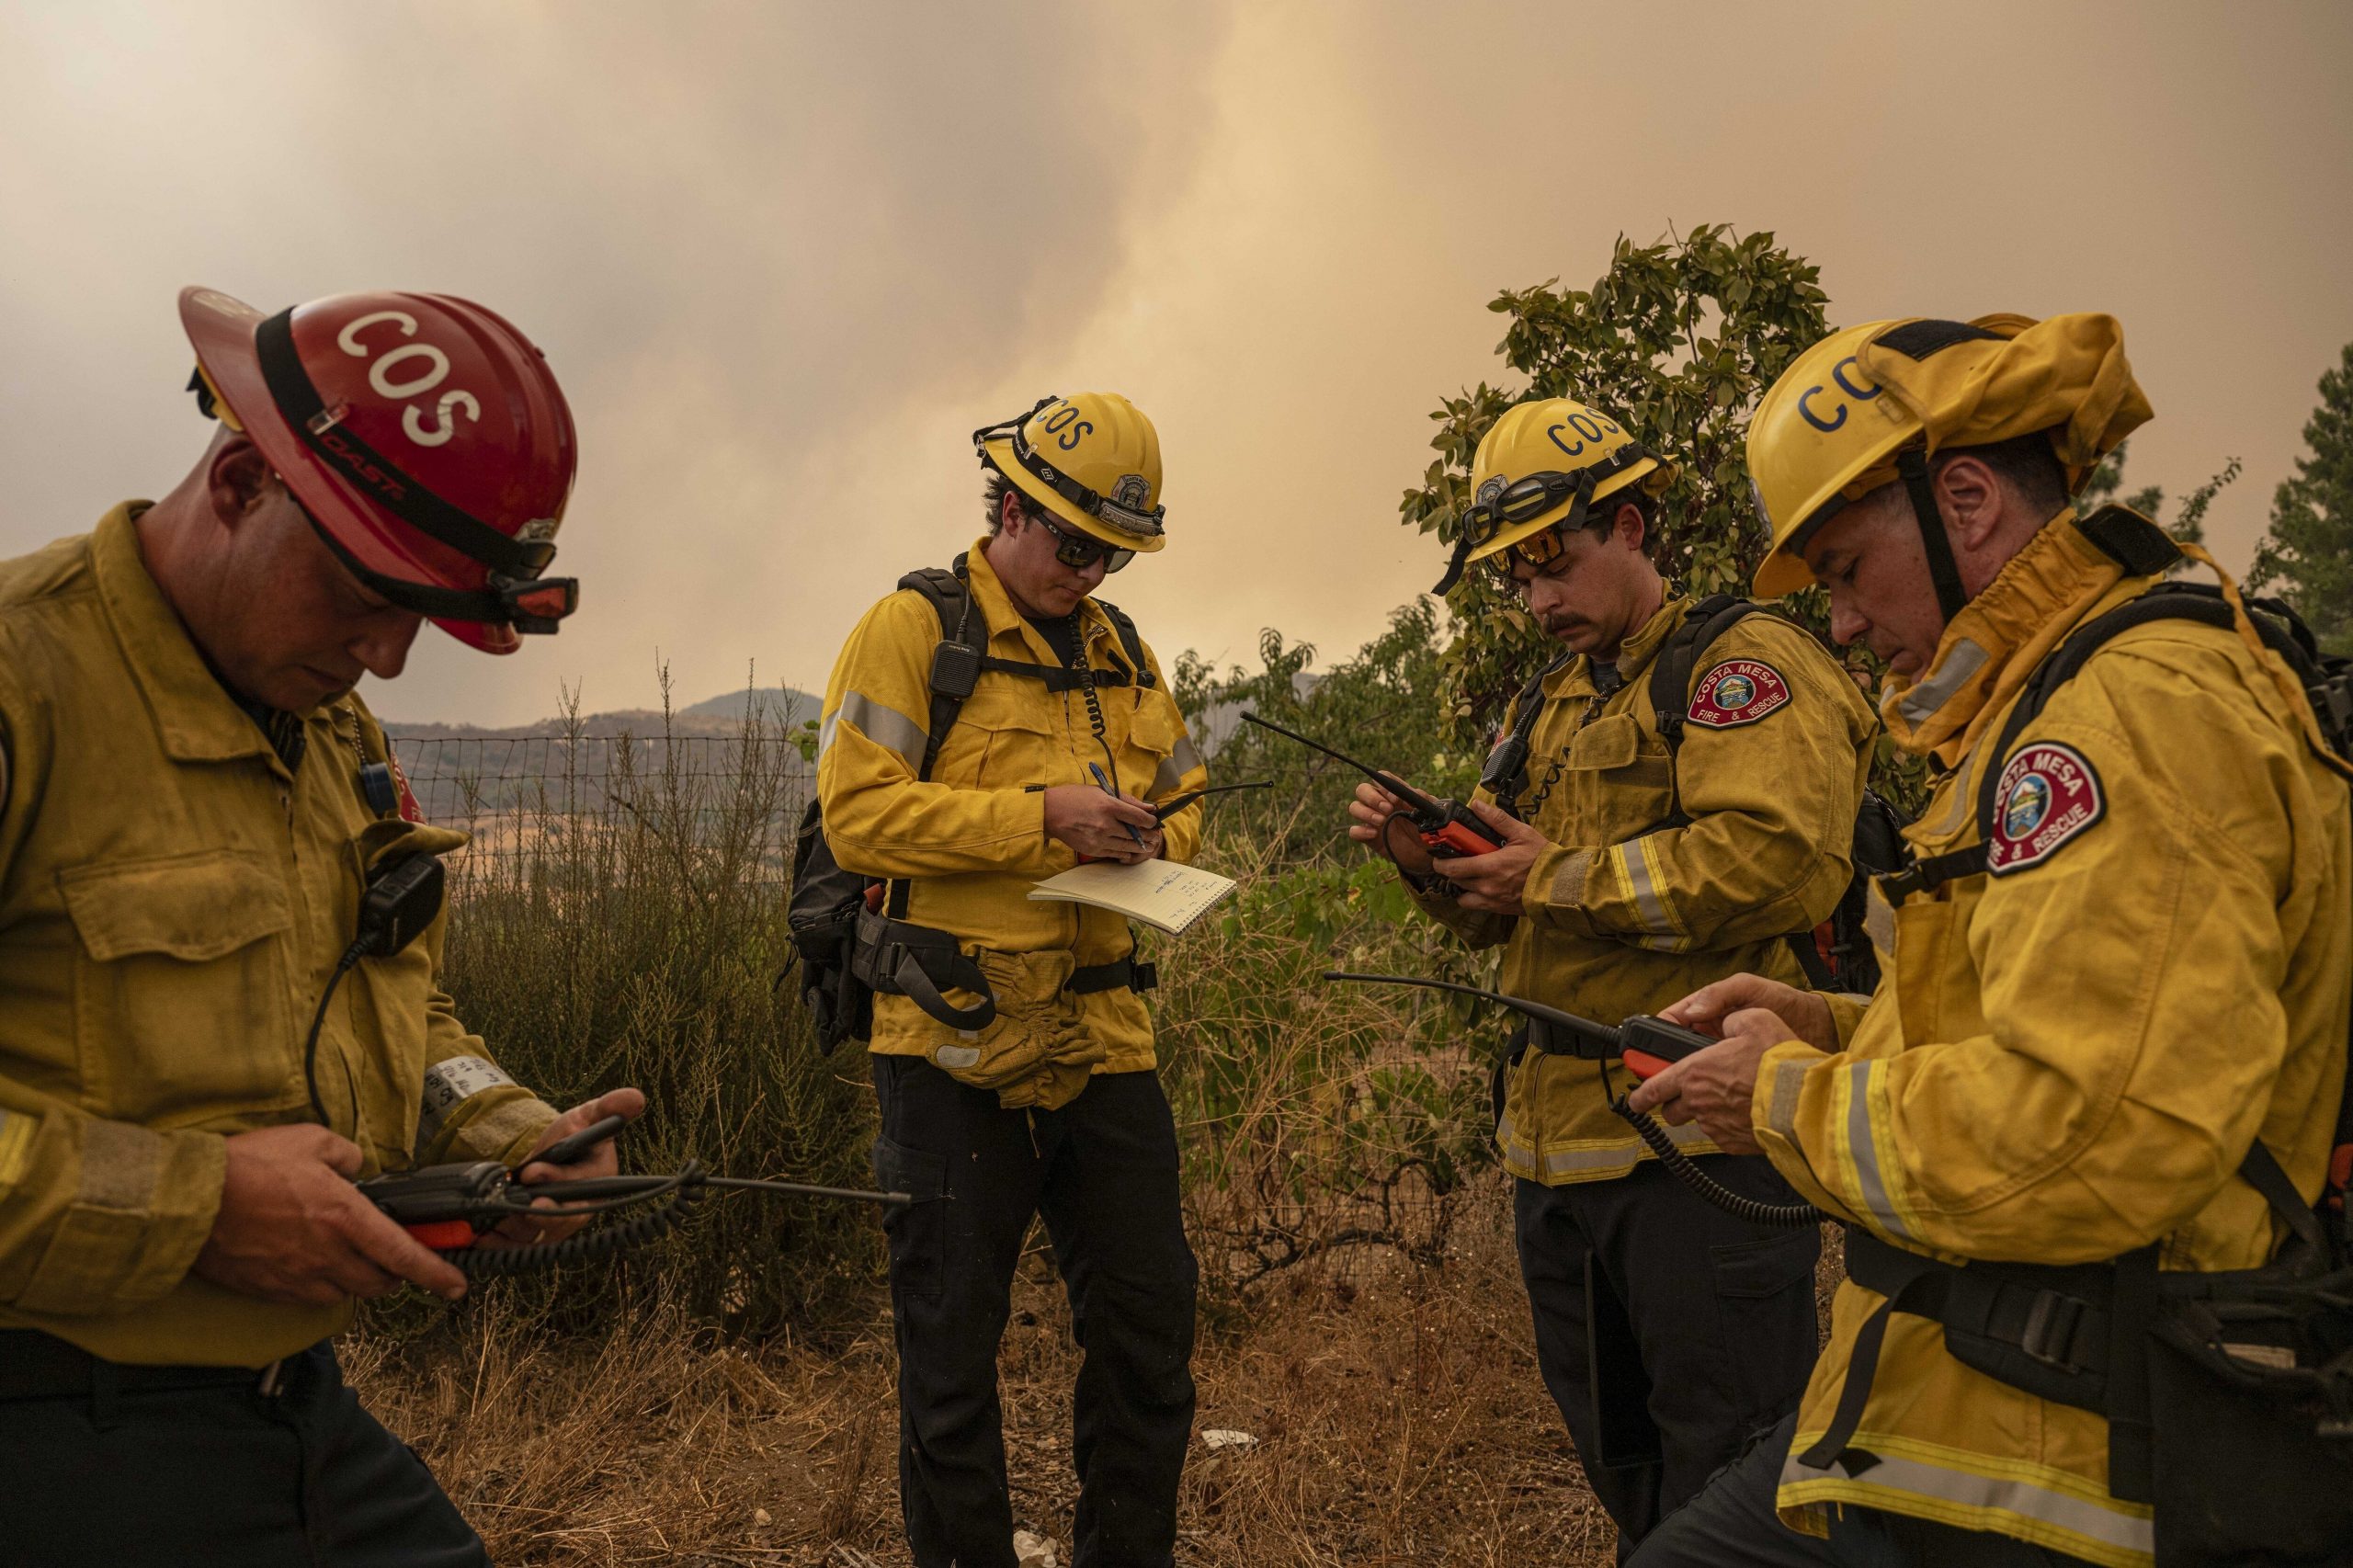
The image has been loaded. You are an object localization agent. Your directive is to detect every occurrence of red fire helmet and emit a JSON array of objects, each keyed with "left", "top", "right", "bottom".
[{"left": 180, "top": 286, "right": 581, "bottom": 654}]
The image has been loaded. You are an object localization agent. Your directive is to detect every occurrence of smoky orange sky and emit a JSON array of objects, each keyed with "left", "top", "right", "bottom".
[{"left": 6, "top": 2, "right": 2350, "bottom": 727}]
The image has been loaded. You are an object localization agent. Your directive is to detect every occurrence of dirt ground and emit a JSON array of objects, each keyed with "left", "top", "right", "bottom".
[{"left": 349, "top": 1179, "right": 1626, "bottom": 1567}]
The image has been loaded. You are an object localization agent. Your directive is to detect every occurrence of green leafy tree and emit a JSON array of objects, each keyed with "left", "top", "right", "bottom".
[
  {"left": 2075, "top": 440, "right": 2166, "bottom": 522},
  {"left": 2250, "top": 343, "right": 2353, "bottom": 654},
  {"left": 2075, "top": 438, "right": 2240, "bottom": 568},
  {"left": 1174, "top": 598, "right": 1470, "bottom": 866},
  {"left": 1399, "top": 224, "right": 1831, "bottom": 738}
]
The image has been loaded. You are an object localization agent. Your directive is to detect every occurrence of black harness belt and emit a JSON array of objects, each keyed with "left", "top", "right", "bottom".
[{"left": 851, "top": 909, "right": 1156, "bottom": 1036}]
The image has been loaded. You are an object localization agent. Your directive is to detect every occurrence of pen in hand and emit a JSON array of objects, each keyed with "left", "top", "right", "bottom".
[{"left": 1088, "top": 762, "right": 1148, "bottom": 847}]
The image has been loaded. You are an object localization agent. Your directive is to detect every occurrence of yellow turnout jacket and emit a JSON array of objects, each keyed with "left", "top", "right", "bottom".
[
  {"left": 1754, "top": 511, "right": 2352, "bottom": 1566},
  {"left": 817, "top": 540, "right": 1206, "bottom": 1109},
  {"left": 1415, "top": 593, "right": 1879, "bottom": 1183},
  {"left": 0, "top": 506, "right": 558, "bottom": 1367}
]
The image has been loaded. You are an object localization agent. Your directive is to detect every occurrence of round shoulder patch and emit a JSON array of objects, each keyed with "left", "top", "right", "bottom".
[
  {"left": 1986, "top": 741, "right": 2104, "bottom": 876},
  {"left": 1688, "top": 659, "right": 1791, "bottom": 729}
]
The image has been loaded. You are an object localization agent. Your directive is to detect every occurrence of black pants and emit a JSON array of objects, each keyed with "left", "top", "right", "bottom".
[
  {"left": 0, "top": 1336, "right": 484, "bottom": 1568},
  {"left": 1515, "top": 1158, "right": 1822, "bottom": 1560},
  {"left": 871, "top": 1056, "right": 1199, "bottom": 1568},
  {"left": 1625, "top": 1414, "right": 2101, "bottom": 1568}
]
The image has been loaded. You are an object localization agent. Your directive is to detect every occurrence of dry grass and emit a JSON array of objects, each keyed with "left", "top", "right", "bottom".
[{"left": 349, "top": 1178, "right": 1620, "bottom": 1568}]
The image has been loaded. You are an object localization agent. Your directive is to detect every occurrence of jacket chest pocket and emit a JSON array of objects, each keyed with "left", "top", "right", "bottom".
[
  {"left": 1891, "top": 884, "right": 1986, "bottom": 1048},
  {"left": 60, "top": 850, "right": 298, "bottom": 1126},
  {"left": 936, "top": 685, "right": 1060, "bottom": 790},
  {"left": 1118, "top": 693, "right": 1181, "bottom": 798},
  {"left": 1535, "top": 712, "right": 1676, "bottom": 844}
]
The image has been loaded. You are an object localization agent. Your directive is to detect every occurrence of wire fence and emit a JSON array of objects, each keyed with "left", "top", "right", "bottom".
[{"left": 390, "top": 733, "right": 815, "bottom": 885}]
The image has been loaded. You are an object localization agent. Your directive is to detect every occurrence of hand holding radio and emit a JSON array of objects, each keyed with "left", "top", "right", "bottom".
[
  {"left": 1426, "top": 800, "right": 1546, "bottom": 915},
  {"left": 195, "top": 1123, "right": 470, "bottom": 1306},
  {"left": 1657, "top": 972, "right": 1838, "bottom": 1055},
  {"left": 1627, "top": 982, "right": 1813, "bottom": 1156},
  {"left": 487, "top": 1088, "right": 646, "bottom": 1249}
]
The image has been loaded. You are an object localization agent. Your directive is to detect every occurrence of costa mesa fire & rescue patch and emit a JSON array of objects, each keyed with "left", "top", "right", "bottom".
[
  {"left": 1986, "top": 740, "right": 2105, "bottom": 875},
  {"left": 1687, "top": 659, "right": 1791, "bottom": 729}
]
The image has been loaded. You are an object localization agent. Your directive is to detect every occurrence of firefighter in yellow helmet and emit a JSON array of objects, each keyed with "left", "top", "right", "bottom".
[
  {"left": 1625, "top": 316, "right": 2353, "bottom": 1568},
  {"left": 813, "top": 392, "right": 1208, "bottom": 1565},
  {"left": 1350, "top": 397, "right": 1881, "bottom": 1554}
]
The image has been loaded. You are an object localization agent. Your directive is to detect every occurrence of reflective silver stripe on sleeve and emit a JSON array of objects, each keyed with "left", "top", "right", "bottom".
[
  {"left": 1779, "top": 1446, "right": 2154, "bottom": 1558},
  {"left": 1893, "top": 638, "right": 1991, "bottom": 728},
  {"left": 417, "top": 1054, "right": 517, "bottom": 1145},
  {"left": 1845, "top": 1061, "right": 1915, "bottom": 1244},
  {"left": 820, "top": 691, "right": 928, "bottom": 772},
  {"left": 1149, "top": 733, "right": 1203, "bottom": 800},
  {"left": 1620, "top": 838, "right": 1680, "bottom": 937}
]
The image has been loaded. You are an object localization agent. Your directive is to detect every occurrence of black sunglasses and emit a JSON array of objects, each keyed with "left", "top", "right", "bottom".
[{"left": 1032, "top": 512, "right": 1134, "bottom": 574}]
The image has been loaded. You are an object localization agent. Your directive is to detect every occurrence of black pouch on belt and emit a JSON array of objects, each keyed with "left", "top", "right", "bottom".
[{"left": 2143, "top": 1260, "right": 2353, "bottom": 1566}]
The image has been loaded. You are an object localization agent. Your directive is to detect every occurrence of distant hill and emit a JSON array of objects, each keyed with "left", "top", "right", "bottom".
[
  {"left": 379, "top": 685, "right": 821, "bottom": 823},
  {"left": 381, "top": 684, "right": 819, "bottom": 742},
  {"left": 675, "top": 687, "right": 821, "bottom": 726}
]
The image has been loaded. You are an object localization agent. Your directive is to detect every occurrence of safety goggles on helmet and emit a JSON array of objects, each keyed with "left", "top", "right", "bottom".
[
  {"left": 1032, "top": 511, "right": 1134, "bottom": 574},
  {"left": 973, "top": 397, "right": 1166, "bottom": 541},
  {"left": 1438, "top": 440, "right": 1658, "bottom": 596},
  {"left": 1480, "top": 519, "right": 1579, "bottom": 585},
  {"left": 291, "top": 488, "right": 578, "bottom": 633}
]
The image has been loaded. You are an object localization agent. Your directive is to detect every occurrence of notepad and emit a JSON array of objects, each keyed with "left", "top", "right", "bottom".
[{"left": 1027, "top": 860, "right": 1238, "bottom": 937}]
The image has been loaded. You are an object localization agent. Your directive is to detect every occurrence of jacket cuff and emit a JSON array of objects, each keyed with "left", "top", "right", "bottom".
[
  {"left": 1522, "top": 843, "right": 1597, "bottom": 933},
  {"left": 442, "top": 1089, "right": 561, "bottom": 1168},
  {"left": 1822, "top": 992, "right": 1874, "bottom": 1050},
  {"left": 1750, "top": 1040, "right": 1854, "bottom": 1222},
  {"left": 13, "top": 1120, "right": 226, "bottom": 1316}
]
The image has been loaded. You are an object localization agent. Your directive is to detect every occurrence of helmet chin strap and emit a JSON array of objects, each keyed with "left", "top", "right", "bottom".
[{"left": 1896, "top": 448, "right": 1972, "bottom": 626}]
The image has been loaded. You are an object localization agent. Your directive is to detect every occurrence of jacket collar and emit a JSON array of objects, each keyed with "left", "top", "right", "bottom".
[
  {"left": 92, "top": 503, "right": 277, "bottom": 766},
  {"left": 965, "top": 536, "right": 1130, "bottom": 673},
  {"left": 1879, "top": 509, "right": 2146, "bottom": 764}
]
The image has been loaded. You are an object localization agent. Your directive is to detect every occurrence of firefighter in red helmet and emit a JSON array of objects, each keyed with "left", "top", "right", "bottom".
[{"left": 0, "top": 287, "right": 639, "bottom": 1565}]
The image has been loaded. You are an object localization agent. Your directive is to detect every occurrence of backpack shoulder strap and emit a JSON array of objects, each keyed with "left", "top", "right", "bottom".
[
  {"left": 1882, "top": 585, "right": 2239, "bottom": 903},
  {"left": 1482, "top": 656, "right": 1567, "bottom": 815},
  {"left": 878, "top": 561, "right": 982, "bottom": 924},
  {"left": 1649, "top": 594, "right": 1765, "bottom": 755},
  {"left": 893, "top": 557, "right": 981, "bottom": 785},
  {"left": 1968, "top": 585, "right": 2236, "bottom": 842},
  {"left": 1089, "top": 597, "right": 1156, "bottom": 688}
]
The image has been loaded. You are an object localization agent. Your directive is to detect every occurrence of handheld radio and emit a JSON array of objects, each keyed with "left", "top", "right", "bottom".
[
  {"left": 1320, "top": 971, "right": 1824, "bottom": 1229},
  {"left": 1240, "top": 713, "right": 1502, "bottom": 859},
  {"left": 357, "top": 1114, "right": 911, "bottom": 1279},
  {"left": 1320, "top": 971, "right": 1711, "bottom": 1079}
]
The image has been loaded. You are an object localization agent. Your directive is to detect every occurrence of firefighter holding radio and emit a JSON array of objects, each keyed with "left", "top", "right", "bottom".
[
  {"left": 1350, "top": 399, "right": 1880, "bottom": 1558},
  {"left": 0, "top": 286, "right": 639, "bottom": 1565},
  {"left": 1622, "top": 314, "right": 2353, "bottom": 1568}
]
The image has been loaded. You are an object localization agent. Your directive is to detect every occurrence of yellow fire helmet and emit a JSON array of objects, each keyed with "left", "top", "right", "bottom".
[
  {"left": 1435, "top": 397, "right": 1676, "bottom": 594},
  {"left": 972, "top": 392, "right": 1167, "bottom": 552},
  {"left": 1748, "top": 313, "right": 2153, "bottom": 615}
]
